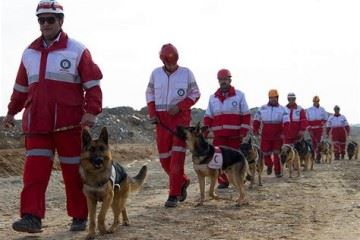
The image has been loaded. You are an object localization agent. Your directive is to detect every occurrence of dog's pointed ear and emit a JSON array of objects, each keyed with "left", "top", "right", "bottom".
[
  {"left": 82, "top": 128, "right": 92, "bottom": 149},
  {"left": 99, "top": 127, "right": 109, "bottom": 145}
]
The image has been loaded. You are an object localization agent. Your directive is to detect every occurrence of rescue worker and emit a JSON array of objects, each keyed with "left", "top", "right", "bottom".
[
  {"left": 203, "top": 68, "right": 250, "bottom": 189},
  {"left": 2, "top": 0, "right": 102, "bottom": 233},
  {"left": 326, "top": 105, "right": 350, "bottom": 160},
  {"left": 306, "top": 96, "right": 328, "bottom": 163},
  {"left": 253, "top": 89, "right": 289, "bottom": 177},
  {"left": 283, "top": 93, "right": 307, "bottom": 144},
  {"left": 145, "top": 43, "right": 200, "bottom": 207}
]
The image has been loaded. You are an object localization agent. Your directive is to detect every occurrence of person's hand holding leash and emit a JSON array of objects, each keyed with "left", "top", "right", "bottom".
[
  {"left": 2, "top": 114, "right": 15, "bottom": 128},
  {"left": 80, "top": 113, "right": 97, "bottom": 128},
  {"left": 148, "top": 116, "right": 159, "bottom": 125},
  {"left": 168, "top": 105, "right": 180, "bottom": 115}
]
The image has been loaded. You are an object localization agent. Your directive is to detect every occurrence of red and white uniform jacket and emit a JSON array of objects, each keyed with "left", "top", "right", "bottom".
[
  {"left": 203, "top": 86, "right": 250, "bottom": 137},
  {"left": 326, "top": 114, "right": 350, "bottom": 142},
  {"left": 306, "top": 106, "right": 328, "bottom": 130},
  {"left": 7, "top": 32, "right": 103, "bottom": 133},
  {"left": 145, "top": 66, "right": 200, "bottom": 128},
  {"left": 253, "top": 103, "right": 289, "bottom": 140},
  {"left": 284, "top": 103, "right": 308, "bottom": 140}
]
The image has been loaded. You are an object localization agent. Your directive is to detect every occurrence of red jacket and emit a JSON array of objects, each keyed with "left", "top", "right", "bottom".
[
  {"left": 145, "top": 66, "right": 200, "bottom": 129},
  {"left": 326, "top": 114, "right": 350, "bottom": 142},
  {"left": 203, "top": 86, "right": 250, "bottom": 137},
  {"left": 7, "top": 32, "right": 102, "bottom": 133},
  {"left": 253, "top": 103, "right": 289, "bottom": 140},
  {"left": 283, "top": 103, "right": 308, "bottom": 140}
]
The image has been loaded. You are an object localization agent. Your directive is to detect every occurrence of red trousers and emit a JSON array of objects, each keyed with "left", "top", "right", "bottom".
[
  {"left": 309, "top": 128, "right": 323, "bottom": 160},
  {"left": 331, "top": 129, "right": 347, "bottom": 157},
  {"left": 156, "top": 124, "right": 188, "bottom": 197},
  {"left": 260, "top": 139, "right": 282, "bottom": 174},
  {"left": 213, "top": 136, "right": 242, "bottom": 185},
  {"left": 20, "top": 128, "right": 87, "bottom": 219}
]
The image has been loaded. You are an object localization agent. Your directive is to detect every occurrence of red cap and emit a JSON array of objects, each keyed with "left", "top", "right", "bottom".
[
  {"left": 159, "top": 43, "right": 178, "bottom": 65},
  {"left": 217, "top": 69, "right": 231, "bottom": 80}
]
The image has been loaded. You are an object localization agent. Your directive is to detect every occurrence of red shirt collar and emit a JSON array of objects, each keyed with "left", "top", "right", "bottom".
[
  {"left": 286, "top": 103, "right": 298, "bottom": 109},
  {"left": 214, "top": 86, "right": 235, "bottom": 102}
]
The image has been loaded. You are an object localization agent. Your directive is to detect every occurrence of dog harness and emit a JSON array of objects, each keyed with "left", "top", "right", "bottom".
[
  {"left": 208, "top": 146, "right": 223, "bottom": 169},
  {"left": 110, "top": 163, "right": 127, "bottom": 189}
]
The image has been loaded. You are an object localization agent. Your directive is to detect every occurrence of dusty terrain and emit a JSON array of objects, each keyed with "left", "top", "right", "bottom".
[{"left": 1, "top": 142, "right": 360, "bottom": 240}]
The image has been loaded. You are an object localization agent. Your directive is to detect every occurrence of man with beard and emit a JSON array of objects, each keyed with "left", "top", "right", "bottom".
[{"left": 203, "top": 69, "right": 251, "bottom": 188}]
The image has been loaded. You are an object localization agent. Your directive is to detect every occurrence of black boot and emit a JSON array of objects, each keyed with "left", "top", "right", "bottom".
[
  {"left": 70, "top": 218, "right": 87, "bottom": 231},
  {"left": 164, "top": 196, "right": 178, "bottom": 208},
  {"left": 178, "top": 179, "right": 190, "bottom": 202},
  {"left": 12, "top": 214, "right": 42, "bottom": 233},
  {"left": 266, "top": 166, "right": 273, "bottom": 175},
  {"left": 217, "top": 182, "right": 229, "bottom": 189}
]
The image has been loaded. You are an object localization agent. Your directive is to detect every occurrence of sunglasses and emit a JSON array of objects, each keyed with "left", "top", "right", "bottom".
[{"left": 38, "top": 16, "right": 57, "bottom": 25}]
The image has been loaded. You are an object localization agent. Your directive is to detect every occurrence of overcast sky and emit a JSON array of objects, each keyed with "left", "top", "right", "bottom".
[{"left": 1, "top": 0, "right": 359, "bottom": 123}]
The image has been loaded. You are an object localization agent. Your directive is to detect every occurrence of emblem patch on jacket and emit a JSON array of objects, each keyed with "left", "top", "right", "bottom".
[
  {"left": 177, "top": 89, "right": 185, "bottom": 96},
  {"left": 60, "top": 59, "right": 71, "bottom": 70}
]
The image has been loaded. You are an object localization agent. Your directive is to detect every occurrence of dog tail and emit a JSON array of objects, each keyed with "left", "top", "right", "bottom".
[{"left": 129, "top": 165, "right": 148, "bottom": 192}]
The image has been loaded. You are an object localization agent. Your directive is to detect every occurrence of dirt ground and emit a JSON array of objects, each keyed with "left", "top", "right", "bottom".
[{"left": 0, "top": 144, "right": 360, "bottom": 240}]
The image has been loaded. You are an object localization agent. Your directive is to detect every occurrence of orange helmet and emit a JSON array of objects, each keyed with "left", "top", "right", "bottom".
[
  {"left": 268, "top": 89, "right": 279, "bottom": 97},
  {"left": 217, "top": 69, "right": 232, "bottom": 80},
  {"left": 159, "top": 43, "right": 178, "bottom": 65},
  {"left": 313, "top": 96, "right": 320, "bottom": 102}
]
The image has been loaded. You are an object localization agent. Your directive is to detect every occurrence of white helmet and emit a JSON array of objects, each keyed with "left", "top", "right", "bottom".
[
  {"left": 36, "top": 0, "right": 64, "bottom": 16},
  {"left": 287, "top": 92, "right": 296, "bottom": 98}
]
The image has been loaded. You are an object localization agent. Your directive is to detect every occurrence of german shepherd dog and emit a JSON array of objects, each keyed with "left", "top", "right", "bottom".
[
  {"left": 240, "top": 136, "right": 264, "bottom": 188},
  {"left": 176, "top": 124, "right": 251, "bottom": 207},
  {"left": 294, "top": 139, "right": 314, "bottom": 171},
  {"left": 347, "top": 140, "right": 359, "bottom": 160},
  {"left": 317, "top": 140, "right": 333, "bottom": 163},
  {"left": 280, "top": 144, "right": 301, "bottom": 178},
  {"left": 80, "top": 127, "right": 147, "bottom": 240}
]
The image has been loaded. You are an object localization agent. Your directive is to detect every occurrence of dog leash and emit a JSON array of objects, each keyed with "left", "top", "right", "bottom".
[
  {"left": 21, "top": 124, "right": 82, "bottom": 136},
  {"left": 151, "top": 119, "right": 181, "bottom": 138}
]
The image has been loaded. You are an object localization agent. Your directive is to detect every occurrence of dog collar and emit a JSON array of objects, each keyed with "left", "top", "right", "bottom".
[{"left": 84, "top": 178, "right": 110, "bottom": 188}]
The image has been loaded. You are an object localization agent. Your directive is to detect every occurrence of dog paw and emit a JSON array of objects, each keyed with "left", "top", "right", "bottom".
[
  {"left": 209, "top": 194, "right": 219, "bottom": 200},
  {"left": 99, "top": 228, "right": 107, "bottom": 235},
  {"left": 236, "top": 200, "right": 249, "bottom": 207},
  {"left": 122, "top": 221, "right": 130, "bottom": 226},
  {"left": 195, "top": 202, "right": 204, "bottom": 207},
  {"left": 85, "top": 234, "right": 96, "bottom": 240}
]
